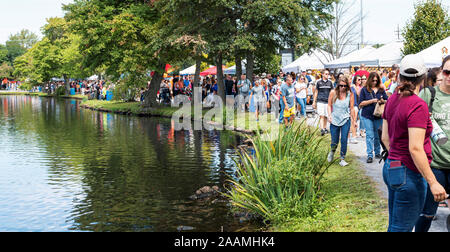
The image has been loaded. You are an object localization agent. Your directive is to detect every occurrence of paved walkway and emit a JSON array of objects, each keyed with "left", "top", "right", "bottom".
[{"left": 305, "top": 114, "right": 449, "bottom": 232}]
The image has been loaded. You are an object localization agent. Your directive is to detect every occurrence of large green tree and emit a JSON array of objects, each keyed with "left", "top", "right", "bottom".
[
  {"left": 402, "top": 0, "right": 450, "bottom": 55},
  {"left": 13, "top": 18, "right": 88, "bottom": 92},
  {"left": 5, "top": 29, "right": 38, "bottom": 65}
]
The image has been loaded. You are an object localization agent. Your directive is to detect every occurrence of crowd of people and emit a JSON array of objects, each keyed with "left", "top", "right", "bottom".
[{"left": 161, "top": 56, "right": 450, "bottom": 233}]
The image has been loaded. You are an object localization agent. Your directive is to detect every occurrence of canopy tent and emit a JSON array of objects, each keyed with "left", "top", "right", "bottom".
[
  {"left": 416, "top": 36, "right": 450, "bottom": 68},
  {"left": 87, "top": 75, "right": 99, "bottom": 81},
  {"left": 200, "top": 65, "right": 226, "bottom": 76},
  {"left": 180, "top": 65, "right": 196, "bottom": 75},
  {"left": 324, "top": 46, "right": 376, "bottom": 69},
  {"left": 223, "top": 63, "right": 247, "bottom": 75},
  {"left": 282, "top": 49, "right": 331, "bottom": 73},
  {"left": 349, "top": 41, "right": 403, "bottom": 67}
]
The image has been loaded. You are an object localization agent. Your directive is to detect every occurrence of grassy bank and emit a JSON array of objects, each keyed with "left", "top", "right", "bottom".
[
  {"left": 271, "top": 152, "right": 388, "bottom": 232},
  {"left": 226, "top": 123, "right": 388, "bottom": 232},
  {"left": 0, "top": 91, "right": 88, "bottom": 100}
]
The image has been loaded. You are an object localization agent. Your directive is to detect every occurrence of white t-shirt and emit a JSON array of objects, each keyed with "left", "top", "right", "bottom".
[{"left": 295, "top": 82, "right": 307, "bottom": 99}]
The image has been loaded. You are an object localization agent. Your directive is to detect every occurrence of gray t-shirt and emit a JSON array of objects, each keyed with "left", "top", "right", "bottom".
[
  {"left": 252, "top": 85, "right": 265, "bottom": 103},
  {"left": 419, "top": 87, "right": 450, "bottom": 170},
  {"left": 281, "top": 83, "right": 295, "bottom": 108}
]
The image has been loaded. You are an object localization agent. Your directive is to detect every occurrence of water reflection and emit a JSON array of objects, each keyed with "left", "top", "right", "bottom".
[{"left": 0, "top": 95, "right": 257, "bottom": 232}]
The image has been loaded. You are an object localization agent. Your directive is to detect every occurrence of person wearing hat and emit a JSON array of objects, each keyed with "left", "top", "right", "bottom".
[
  {"left": 381, "top": 54, "right": 447, "bottom": 232},
  {"left": 415, "top": 55, "right": 450, "bottom": 232}
]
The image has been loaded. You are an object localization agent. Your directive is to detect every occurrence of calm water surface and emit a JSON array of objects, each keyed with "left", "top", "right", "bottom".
[{"left": 0, "top": 95, "right": 258, "bottom": 232}]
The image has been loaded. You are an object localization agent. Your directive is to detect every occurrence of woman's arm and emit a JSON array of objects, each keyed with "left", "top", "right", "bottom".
[
  {"left": 350, "top": 93, "right": 356, "bottom": 124},
  {"left": 409, "top": 127, "right": 447, "bottom": 202},
  {"left": 381, "top": 120, "right": 390, "bottom": 151},
  {"left": 327, "top": 90, "right": 334, "bottom": 123}
]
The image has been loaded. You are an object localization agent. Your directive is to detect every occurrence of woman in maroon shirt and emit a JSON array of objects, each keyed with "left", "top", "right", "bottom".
[{"left": 381, "top": 54, "right": 447, "bottom": 232}]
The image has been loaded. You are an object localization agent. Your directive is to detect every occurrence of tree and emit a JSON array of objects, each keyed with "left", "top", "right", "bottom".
[
  {"left": 5, "top": 29, "right": 39, "bottom": 65},
  {"left": 320, "top": 0, "right": 363, "bottom": 61},
  {"left": 65, "top": 0, "right": 178, "bottom": 106},
  {"left": 402, "top": 0, "right": 450, "bottom": 55},
  {"left": 0, "top": 62, "right": 14, "bottom": 79}
]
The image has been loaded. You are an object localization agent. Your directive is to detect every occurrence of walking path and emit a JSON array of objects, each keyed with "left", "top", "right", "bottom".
[{"left": 305, "top": 114, "right": 449, "bottom": 232}]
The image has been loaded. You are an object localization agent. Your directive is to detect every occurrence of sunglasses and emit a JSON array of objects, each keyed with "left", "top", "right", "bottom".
[
  {"left": 443, "top": 69, "right": 450, "bottom": 76},
  {"left": 338, "top": 85, "right": 348, "bottom": 88}
]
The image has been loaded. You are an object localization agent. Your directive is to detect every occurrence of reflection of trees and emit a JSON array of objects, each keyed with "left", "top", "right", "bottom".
[{"left": 2, "top": 95, "right": 244, "bottom": 232}]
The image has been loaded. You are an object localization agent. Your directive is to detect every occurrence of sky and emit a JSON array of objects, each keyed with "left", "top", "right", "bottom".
[{"left": 0, "top": 0, "right": 448, "bottom": 46}]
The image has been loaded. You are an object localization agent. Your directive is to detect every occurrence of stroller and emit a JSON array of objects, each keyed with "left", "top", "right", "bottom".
[{"left": 159, "top": 87, "right": 171, "bottom": 105}]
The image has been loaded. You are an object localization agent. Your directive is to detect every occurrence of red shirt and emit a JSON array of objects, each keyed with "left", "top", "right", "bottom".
[{"left": 383, "top": 92, "right": 433, "bottom": 173}]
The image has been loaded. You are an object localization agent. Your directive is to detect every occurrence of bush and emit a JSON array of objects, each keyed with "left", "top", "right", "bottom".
[{"left": 226, "top": 121, "right": 333, "bottom": 224}]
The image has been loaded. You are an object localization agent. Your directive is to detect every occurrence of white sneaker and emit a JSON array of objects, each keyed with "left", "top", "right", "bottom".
[
  {"left": 327, "top": 151, "right": 335, "bottom": 163},
  {"left": 350, "top": 138, "right": 358, "bottom": 144},
  {"left": 339, "top": 160, "right": 349, "bottom": 167}
]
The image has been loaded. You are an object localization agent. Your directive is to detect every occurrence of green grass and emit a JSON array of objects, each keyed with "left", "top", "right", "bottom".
[
  {"left": 225, "top": 121, "right": 388, "bottom": 232},
  {"left": 80, "top": 100, "right": 180, "bottom": 117},
  {"left": 271, "top": 152, "right": 388, "bottom": 232}
]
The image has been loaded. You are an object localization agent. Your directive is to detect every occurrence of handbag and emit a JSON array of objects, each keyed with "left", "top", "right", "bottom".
[{"left": 373, "top": 102, "right": 385, "bottom": 117}]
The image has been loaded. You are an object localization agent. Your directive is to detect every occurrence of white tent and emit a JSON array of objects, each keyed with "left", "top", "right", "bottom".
[
  {"left": 324, "top": 46, "right": 376, "bottom": 69},
  {"left": 180, "top": 65, "right": 196, "bottom": 75},
  {"left": 282, "top": 49, "right": 331, "bottom": 73},
  {"left": 416, "top": 36, "right": 450, "bottom": 68},
  {"left": 87, "top": 75, "right": 99, "bottom": 81},
  {"left": 223, "top": 65, "right": 247, "bottom": 75},
  {"left": 350, "top": 41, "right": 403, "bottom": 67},
  {"left": 223, "top": 60, "right": 247, "bottom": 75}
]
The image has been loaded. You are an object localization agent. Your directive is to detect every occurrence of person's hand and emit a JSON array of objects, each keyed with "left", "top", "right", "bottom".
[
  {"left": 312, "top": 102, "right": 317, "bottom": 110},
  {"left": 372, "top": 98, "right": 378, "bottom": 104},
  {"left": 429, "top": 182, "right": 448, "bottom": 202},
  {"left": 328, "top": 116, "right": 332, "bottom": 124}
]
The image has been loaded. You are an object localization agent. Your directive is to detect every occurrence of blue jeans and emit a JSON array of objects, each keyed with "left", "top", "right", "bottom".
[
  {"left": 279, "top": 99, "right": 285, "bottom": 123},
  {"left": 295, "top": 97, "right": 307, "bottom": 117},
  {"left": 330, "top": 120, "right": 350, "bottom": 159},
  {"left": 415, "top": 168, "right": 450, "bottom": 232},
  {"left": 383, "top": 159, "right": 427, "bottom": 232},
  {"left": 361, "top": 116, "right": 382, "bottom": 158}
]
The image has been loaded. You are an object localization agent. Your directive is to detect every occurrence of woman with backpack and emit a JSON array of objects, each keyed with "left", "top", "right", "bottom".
[
  {"left": 381, "top": 54, "right": 447, "bottom": 232},
  {"left": 327, "top": 76, "right": 356, "bottom": 167},
  {"left": 415, "top": 56, "right": 450, "bottom": 232}
]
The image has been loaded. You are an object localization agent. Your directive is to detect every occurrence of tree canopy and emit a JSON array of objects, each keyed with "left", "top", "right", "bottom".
[
  {"left": 402, "top": 0, "right": 450, "bottom": 55},
  {"left": 12, "top": 0, "right": 336, "bottom": 106}
]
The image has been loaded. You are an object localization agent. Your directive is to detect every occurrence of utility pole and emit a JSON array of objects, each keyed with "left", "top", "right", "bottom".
[
  {"left": 394, "top": 24, "right": 401, "bottom": 41},
  {"left": 360, "top": 0, "right": 364, "bottom": 49}
]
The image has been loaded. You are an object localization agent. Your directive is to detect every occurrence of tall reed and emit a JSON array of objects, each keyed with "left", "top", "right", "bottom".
[{"left": 226, "top": 121, "right": 334, "bottom": 223}]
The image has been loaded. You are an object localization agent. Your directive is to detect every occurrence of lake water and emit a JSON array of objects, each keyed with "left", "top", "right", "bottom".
[{"left": 0, "top": 95, "right": 258, "bottom": 232}]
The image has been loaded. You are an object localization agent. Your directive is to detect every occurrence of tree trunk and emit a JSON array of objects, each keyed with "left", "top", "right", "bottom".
[
  {"left": 246, "top": 50, "right": 254, "bottom": 84},
  {"left": 63, "top": 74, "right": 70, "bottom": 96},
  {"left": 143, "top": 61, "right": 166, "bottom": 108},
  {"left": 216, "top": 52, "right": 225, "bottom": 103},
  {"left": 235, "top": 53, "right": 242, "bottom": 78},
  {"left": 194, "top": 57, "right": 202, "bottom": 88}
]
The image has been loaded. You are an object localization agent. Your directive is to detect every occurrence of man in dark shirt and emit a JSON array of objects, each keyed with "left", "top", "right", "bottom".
[
  {"left": 224, "top": 74, "right": 235, "bottom": 96},
  {"left": 313, "top": 70, "right": 333, "bottom": 135}
]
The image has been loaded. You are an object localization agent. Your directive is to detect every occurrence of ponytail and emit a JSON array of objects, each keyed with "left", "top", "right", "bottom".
[{"left": 398, "top": 74, "right": 425, "bottom": 97}]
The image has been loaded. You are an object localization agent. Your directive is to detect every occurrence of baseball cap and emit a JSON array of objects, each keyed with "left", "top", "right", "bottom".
[{"left": 400, "top": 54, "right": 427, "bottom": 78}]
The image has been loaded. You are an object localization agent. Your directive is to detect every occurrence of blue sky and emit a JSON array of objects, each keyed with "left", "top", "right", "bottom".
[{"left": 0, "top": 0, "right": 448, "bottom": 46}]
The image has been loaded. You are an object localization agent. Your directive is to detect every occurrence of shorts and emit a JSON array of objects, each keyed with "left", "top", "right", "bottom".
[
  {"left": 316, "top": 102, "right": 328, "bottom": 117},
  {"left": 284, "top": 106, "right": 296, "bottom": 118}
]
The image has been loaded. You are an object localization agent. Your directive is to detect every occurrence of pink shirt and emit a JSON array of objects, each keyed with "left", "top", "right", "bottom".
[{"left": 383, "top": 92, "right": 433, "bottom": 173}]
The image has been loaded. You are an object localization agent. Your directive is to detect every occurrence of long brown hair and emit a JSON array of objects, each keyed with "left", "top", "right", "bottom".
[
  {"left": 366, "top": 72, "right": 382, "bottom": 93},
  {"left": 333, "top": 76, "right": 351, "bottom": 104}
]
